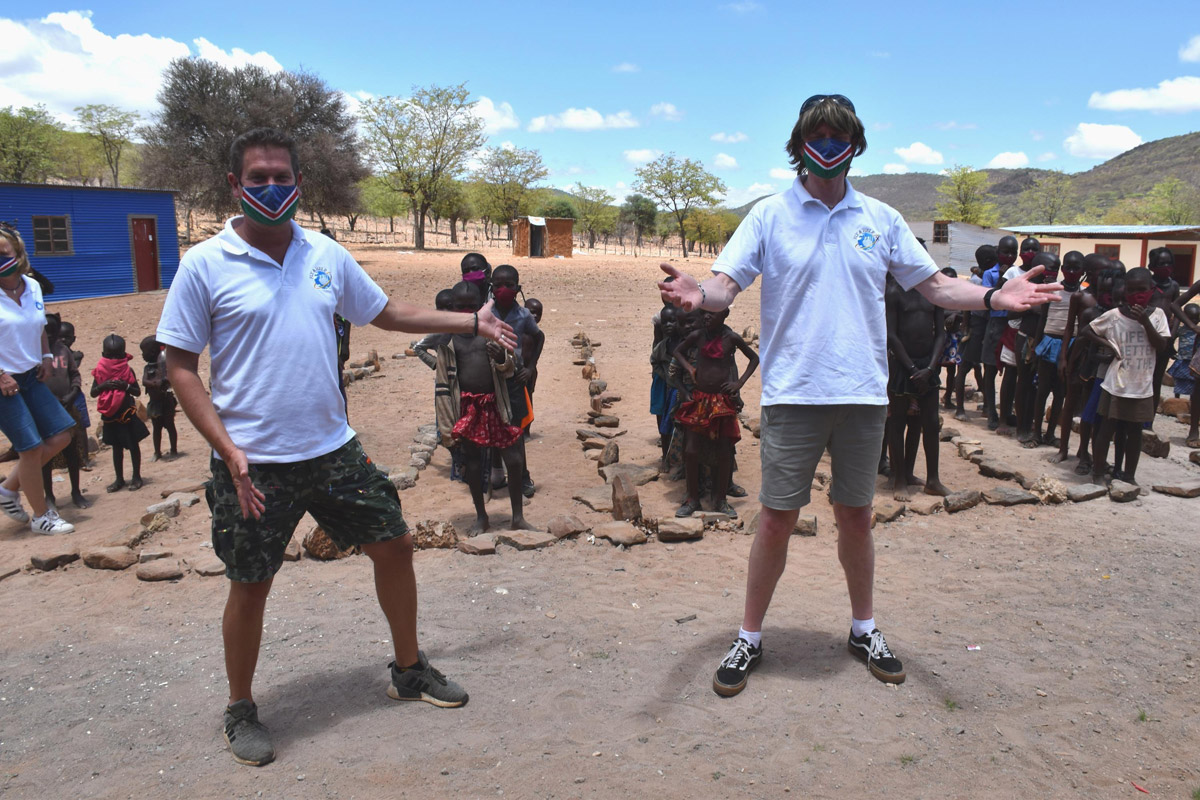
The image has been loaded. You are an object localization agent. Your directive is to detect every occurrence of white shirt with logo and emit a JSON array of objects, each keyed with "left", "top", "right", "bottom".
[
  {"left": 156, "top": 218, "right": 388, "bottom": 463},
  {"left": 712, "top": 178, "right": 938, "bottom": 406},
  {"left": 1089, "top": 307, "right": 1169, "bottom": 399},
  {"left": 0, "top": 275, "right": 48, "bottom": 374}
]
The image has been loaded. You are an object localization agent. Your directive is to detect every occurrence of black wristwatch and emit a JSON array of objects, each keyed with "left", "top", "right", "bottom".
[{"left": 983, "top": 288, "right": 997, "bottom": 311}]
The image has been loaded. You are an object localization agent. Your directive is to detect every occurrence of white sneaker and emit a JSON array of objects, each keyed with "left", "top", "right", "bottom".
[
  {"left": 0, "top": 490, "right": 29, "bottom": 523},
  {"left": 30, "top": 508, "right": 74, "bottom": 535}
]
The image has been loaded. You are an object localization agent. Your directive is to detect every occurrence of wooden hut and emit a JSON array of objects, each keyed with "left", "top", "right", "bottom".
[{"left": 512, "top": 216, "right": 573, "bottom": 258}]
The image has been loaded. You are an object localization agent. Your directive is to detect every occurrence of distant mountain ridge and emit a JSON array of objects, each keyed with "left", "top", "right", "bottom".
[{"left": 729, "top": 130, "right": 1200, "bottom": 222}]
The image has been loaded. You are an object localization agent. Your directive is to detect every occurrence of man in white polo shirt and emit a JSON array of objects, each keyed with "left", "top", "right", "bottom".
[
  {"left": 157, "top": 128, "right": 516, "bottom": 767},
  {"left": 659, "top": 95, "right": 1059, "bottom": 697}
]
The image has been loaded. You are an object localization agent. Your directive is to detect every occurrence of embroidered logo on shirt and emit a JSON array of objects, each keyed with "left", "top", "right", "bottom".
[
  {"left": 309, "top": 267, "right": 332, "bottom": 290},
  {"left": 853, "top": 228, "right": 880, "bottom": 252}
]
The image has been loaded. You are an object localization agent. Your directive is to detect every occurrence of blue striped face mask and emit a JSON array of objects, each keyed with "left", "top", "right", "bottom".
[{"left": 802, "top": 138, "right": 853, "bottom": 179}]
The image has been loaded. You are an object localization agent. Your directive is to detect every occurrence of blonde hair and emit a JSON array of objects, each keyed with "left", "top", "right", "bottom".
[
  {"left": 0, "top": 226, "right": 30, "bottom": 275},
  {"left": 785, "top": 98, "right": 868, "bottom": 172}
]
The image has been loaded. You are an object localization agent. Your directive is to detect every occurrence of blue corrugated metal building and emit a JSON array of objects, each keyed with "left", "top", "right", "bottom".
[{"left": 0, "top": 183, "right": 180, "bottom": 302}]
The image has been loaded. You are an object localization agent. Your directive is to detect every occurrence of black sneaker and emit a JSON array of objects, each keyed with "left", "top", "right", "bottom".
[
  {"left": 847, "top": 628, "right": 906, "bottom": 684},
  {"left": 223, "top": 699, "right": 275, "bottom": 766},
  {"left": 387, "top": 651, "right": 469, "bottom": 708},
  {"left": 712, "top": 638, "right": 762, "bottom": 697}
]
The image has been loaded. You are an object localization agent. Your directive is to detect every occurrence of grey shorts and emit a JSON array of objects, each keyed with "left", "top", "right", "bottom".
[
  {"left": 980, "top": 316, "right": 1007, "bottom": 367},
  {"left": 758, "top": 404, "right": 886, "bottom": 510}
]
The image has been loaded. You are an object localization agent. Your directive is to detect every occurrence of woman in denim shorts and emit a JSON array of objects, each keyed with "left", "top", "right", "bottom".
[{"left": 0, "top": 225, "right": 76, "bottom": 535}]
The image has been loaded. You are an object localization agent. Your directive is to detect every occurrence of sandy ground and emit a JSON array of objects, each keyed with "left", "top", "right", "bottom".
[{"left": 2, "top": 247, "right": 1199, "bottom": 799}]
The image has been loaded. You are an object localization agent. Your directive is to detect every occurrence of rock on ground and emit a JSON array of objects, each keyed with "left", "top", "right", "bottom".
[
  {"left": 599, "top": 441, "right": 620, "bottom": 467},
  {"left": 1141, "top": 430, "right": 1170, "bottom": 458},
  {"left": 907, "top": 496, "right": 944, "bottom": 516},
  {"left": 1151, "top": 479, "right": 1200, "bottom": 498},
  {"left": 656, "top": 517, "right": 704, "bottom": 542},
  {"left": 191, "top": 556, "right": 227, "bottom": 577},
  {"left": 1067, "top": 483, "right": 1108, "bottom": 502},
  {"left": 138, "top": 549, "right": 173, "bottom": 564},
  {"left": 82, "top": 547, "right": 137, "bottom": 571},
  {"left": 610, "top": 474, "right": 641, "bottom": 521},
  {"left": 136, "top": 560, "right": 183, "bottom": 582},
  {"left": 592, "top": 521, "right": 647, "bottom": 547},
  {"left": 282, "top": 539, "right": 302, "bottom": 561},
  {"left": 573, "top": 486, "right": 613, "bottom": 513},
  {"left": 978, "top": 460, "right": 1017, "bottom": 480},
  {"left": 30, "top": 549, "right": 79, "bottom": 571},
  {"left": 982, "top": 487, "right": 1038, "bottom": 507},
  {"left": 873, "top": 499, "right": 905, "bottom": 523},
  {"left": 599, "top": 463, "right": 659, "bottom": 486},
  {"left": 1108, "top": 480, "right": 1141, "bottom": 502},
  {"left": 412, "top": 521, "right": 460, "bottom": 549},
  {"left": 546, "top": 514, "right": 589, "bottom": 539},
  {"left": 495, "top": 530, "right": 558, "bottom": 550},
  {"left": 145, "top": 498, "right": 181, "bottom": 518},
  {"left": 1030, "top": 475, "right": 1070, "bottom": 504},
  {"left": 457, "top": 535, "right": 496, "bottom": 555},
  {"left": 944, "top": 490, "right": 982, "bottom": 513},
  {"left": 303, "top": 526, "right": 356, "bottom": 560}
]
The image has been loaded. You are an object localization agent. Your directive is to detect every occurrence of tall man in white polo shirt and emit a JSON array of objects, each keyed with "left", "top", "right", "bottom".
[
  {"left": 157, "top": 128, "right": 516, "bottom": 766},
  {"left": 659, "top": 95, "right": 1059, "bottom": 696}
]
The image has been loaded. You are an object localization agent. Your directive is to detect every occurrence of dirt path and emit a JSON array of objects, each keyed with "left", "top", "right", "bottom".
[{"left": 1, "top": 248, "right": 1198, "bottom": 799}]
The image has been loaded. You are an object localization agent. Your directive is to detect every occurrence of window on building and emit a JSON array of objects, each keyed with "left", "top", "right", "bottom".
[
  {"left": 1094, "top": 244, "right": 1120, "bottom": 259},
  {"left": 31, "top": 216, "right": 71, "bottom": 255},
  {"left": 1041, "top": 243, "right": 1060, "bottom": 256},
  {"left": 932, "top": 221, "right": 949, "bottom": 244}
]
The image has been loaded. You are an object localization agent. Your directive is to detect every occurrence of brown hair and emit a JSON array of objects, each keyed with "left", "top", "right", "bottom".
[
  {"left": 229, "top": 128, "right": 300, "bottom": 180},
  {"left": 0, "top": 225, "right": 31, "bottom": 276},
  {"left": 785, "top": 99, "right": 868, "bottom": 173}
]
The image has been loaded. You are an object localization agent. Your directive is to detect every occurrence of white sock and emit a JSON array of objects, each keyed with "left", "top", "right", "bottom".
[
  {"left": 852, "top": 617, "right": 876, "bottom": 638},
  {"left": 0, "top": 486, "right": 17, "bottom": 499},
  {"left": 738, "top": 627, "right": 761, "bottom": 648}
]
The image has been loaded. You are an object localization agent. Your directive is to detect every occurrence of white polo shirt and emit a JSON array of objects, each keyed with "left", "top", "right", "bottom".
[
  {"left": 156, "top": 218, "right": 388, "bottom": 463},
  {"left": 713, "top": 178, "right": 937, "bottom": 406},
  {"left": 0, "top": 275, "right": 48, "bottom": 374}
]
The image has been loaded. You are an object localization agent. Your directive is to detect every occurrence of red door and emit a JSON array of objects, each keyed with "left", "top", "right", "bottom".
[{"left": 132, "top": 218, "right": 159, "bottom": 292}]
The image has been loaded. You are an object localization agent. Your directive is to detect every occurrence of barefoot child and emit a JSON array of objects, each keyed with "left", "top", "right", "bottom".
[
  {"left": 140, "top": 336, "right": 179, "bottom": 461},
  {"left": 885, "top": 274, "right": 949, "bottom": 500},
  {"left": 40, "top": 314, "right": 90, "bottom": 509},
  {"left": 489, "top": 265, "right": 542, "bottom": 497},
  {"left": 90, "top": 334, "right": 148, "bottom": 491},
  {"left": 1083, "top": 267, "right": 1170, "bottom": 486},
  {"left": 1148, "top": 247, "right": 1181, "bottom": 420},
  {"left": 435, "top": 282, "right": 534, "bottom": 533},
  {"left": 522, "top": 297, "right": 543, "bottom": 439},
  {"left": 650, "top": 304, "right": 681, "bottom": 462},
  {"left": 1049, "top": 252, "right": 1093, "bottom": 465},
  {"left": 671, "top": 308, "right": 758, "bottom": 517},
  {"left": 1167, "top": 304, "right": 1199, "bottom": 400}
]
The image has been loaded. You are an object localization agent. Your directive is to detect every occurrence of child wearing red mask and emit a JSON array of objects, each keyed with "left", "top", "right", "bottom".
[
  {"left": 1147, "top": 247, "right": 1181, "bottom": 423},
  {"left": 488, "top": 265, "right": 542, "bottom": 497},
  {"left": 1082, "top": 267, "right": 1170, "bottom": 485},
  {"left": 89, "top": 334, "right": 148, "bottom": 492}
]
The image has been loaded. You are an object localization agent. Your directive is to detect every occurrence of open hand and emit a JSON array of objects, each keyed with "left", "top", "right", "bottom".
[
  {"left": 993, "top": 266, "right": 1063, "bottom": 312},
  {"left": 658, "top": 263, "right": 702, "bottom": 311},
  {"left": 476, "top": 299, "right": 517, "bottom": 351},
  {"left": 225, "top": 446, "right": 265, "bottom": 520}
]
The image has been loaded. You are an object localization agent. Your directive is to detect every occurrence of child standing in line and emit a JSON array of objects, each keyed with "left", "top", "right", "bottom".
[
  {"left": 40, "top": 314, "right": 90, "bottom": 509},
  {"left": 59, "top": 321, "right": 91, "bottom": 462},
  {"left": 140, "top": 336, "right": 179, "bottom": 461},
  {"left": 1167, "top": 304, "right": 1199, "bottom": 398},
  {"left": 414, "top": 289, "right": 479, "bottom": 485},
  {"left": 1083, "top": 267, "right": 1170, "bottom": 486},
  {"left": 671, "top": 309, "right": 759, "bottom": 518},
  {"left": 90, "top": 334, "right": 148, "bottom": 492},
  {"left": 651, "top": 304, "right": 681, "bottom": 463},
  {"left": 522, "top": 297, "right": 543, "bottom": 439},
  {"left": 489, "top": 265, "right": 543, "bottom": 497}
]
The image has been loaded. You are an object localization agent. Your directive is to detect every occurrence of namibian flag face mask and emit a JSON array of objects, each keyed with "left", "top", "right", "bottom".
[
  {"left": 802, "top": 138, "right": 853, "bottom": 179},
  {"left": 240, "top": 183, "right": 300, "bottom": 226},
  {"left": 0, "top": 256, "right": 20, "bottom": 278}
]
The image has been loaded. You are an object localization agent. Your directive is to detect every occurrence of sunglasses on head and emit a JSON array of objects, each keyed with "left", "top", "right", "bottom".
[{"left": 800, "top": 94, "right": 855, "bottom": 114}]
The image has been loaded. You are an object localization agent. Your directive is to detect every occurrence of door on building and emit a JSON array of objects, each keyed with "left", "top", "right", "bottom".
[
  {"left": 131, "top": 217, "right": 160, "bottom": 292},
  {"left": 530, "top": 225, "right": 545, "bottom": 257},
  {"left": 1168, "top": 245, "right": 1196, "bottom": 286}
]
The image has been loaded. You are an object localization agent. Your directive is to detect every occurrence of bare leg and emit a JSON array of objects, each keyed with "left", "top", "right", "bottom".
[
  {"left": 1150, "top": 350, "right": 1168, "bottom": 429},
  {"left": 64, "top": 441, "right": 90, "bottom": 508},
  {"left": 712, "top": 440, "right": 733, "bottom": 510},
  {"left": 1188, "top": 390, "right": 1200, "bottom": 446},
  {"left": 903, "top": 414, "right": 924, "bottom": 487},
  {"left": 500, "top": 442, "right": 534, "bottom": 530},
  {"left": 460, "top": 443, "right": 489, "bottom": 533},
  {"left": 1032, "top": 359, "right": 1056, "bottom": 444},
  {"left": 1121, "top": 423, "right": 1143, "bottom": 484},
  {"left": 920, "top": 391, "right": 950, "bottom": 496},
  {"left": 886, "top": 395, "right": 909, "bottom": 500},
  {"left": 998, "top": 365, "right": 1016, "bottom": 435},
  {"left": 224, "top": 577, "right": 273, "bottom": 704},
  {"left": 152, "top": 419, "right": 164, "bottom": 460},
  {"left": 953, "top": 362, "right": 970, "bottom": 421},
  {"left": 834, "top": 502, "right": 875, "bottom": 621},
  {"left": 108, "top": 446, "right": 126, "bottom": 492},
  {"left": 3, "top": 431, "right": 71, "bottom": 516},
  {"left": 128, "top": 444, "right": 143, "bottom": 490},
  {"left": 1091, "top": 416, "right": 1116, "bottom": 483},
  {"left": 740, "top": 505, "right": 801, "bottom": 632},
  {"left": 165, "top": 415, "right": 179, "bottom": 455},
  {"left": 982, "top": 364, "right": 998, "bottom": 427},
  {"left": 362, "top": 535, "right": 420, "bottom": 666}
]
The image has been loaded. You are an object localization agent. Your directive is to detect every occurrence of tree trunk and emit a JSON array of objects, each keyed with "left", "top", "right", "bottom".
[
  {"left": 506, "top": 222, "right": 514, "bottom": 241},
  {"left": 588, "top": 229, "right": 596, "bottom": 249},
  {"left": 413, "top": 205, "right": 428, "bottom": 250},
  {"left": 348, "top": 214, "right": 359, "bottom": 231},
  {"left": 677, "top": 218, "right": 689, "bottom": 258},
  {"left": 449, "top": 215, "right": 460, "bottom": 244}
]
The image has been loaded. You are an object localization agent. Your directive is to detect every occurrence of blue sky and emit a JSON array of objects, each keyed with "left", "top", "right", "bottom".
[{"left": 3, "top": 1, "right": 1199, "bottom": 207}]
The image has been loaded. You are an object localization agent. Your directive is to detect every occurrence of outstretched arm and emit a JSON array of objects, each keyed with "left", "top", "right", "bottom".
[
  {"left": 658, "top": 264, "right": 742, "bottom": 312},
  {"left": 371, "top": 298, "right": 516, "bottom": 351},
  {"left": 915, "top": 267, "right": 1062, "bottom": 312}
]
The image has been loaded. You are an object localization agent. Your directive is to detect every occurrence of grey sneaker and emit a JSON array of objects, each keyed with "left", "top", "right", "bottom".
[
  {"left": 0, "top": 490, "right": 29, "bottom": 523},
  {"left": 223, "top": 699, "right": 275, "bottom": 766},
  {"left": 387, "top": 651, "right": 468, "bottom": 708}
]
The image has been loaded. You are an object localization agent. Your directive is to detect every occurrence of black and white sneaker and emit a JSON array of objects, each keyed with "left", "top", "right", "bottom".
[
  {"left": 30, "top": 508, "right": 74, "bottom": 535},
  {"left": 0, "top": 490, "right": 29, "bottom": 523},
  {"left": 847, "top": 628, "right": 906, "bottom": 684},
  {"left": 712, "top": 638, "right": 762, "bottom": 697}
]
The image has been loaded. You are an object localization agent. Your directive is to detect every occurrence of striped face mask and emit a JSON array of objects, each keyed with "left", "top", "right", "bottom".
[
  {"left": 240, "top": 183, "right": 300, "bottom": 226},
  {"left": 802, "top": 138, "right": 853, "bottom": 179},
  {"left": 0, "top": 256, "right": 19, "bottom": 278}
]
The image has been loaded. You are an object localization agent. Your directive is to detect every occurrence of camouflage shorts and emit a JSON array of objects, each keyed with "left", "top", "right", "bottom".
[{"left": 206, "top": 437, "right": 408, "bottom": 583}]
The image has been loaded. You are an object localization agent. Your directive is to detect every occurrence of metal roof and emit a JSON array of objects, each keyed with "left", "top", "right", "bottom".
[{"left": 1002, "top": 224, "right": 1200, "bottom": 236}]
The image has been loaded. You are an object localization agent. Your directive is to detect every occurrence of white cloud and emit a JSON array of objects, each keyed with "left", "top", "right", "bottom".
[
  {"left": 720, "top": 182, "right": 775, "bottom": 207},
  {"left": 1037, "top": 152, "right": 1057, "bottom": 162},
  {"left": 650, "top": 102, "right": 683, "bottom": 121},
  {"left": 340, "top": 90, "right": 374, "bottom": 118},
  {"left": 623, "top": 148, "right": 661, "bottom": 165},
  {"left": 894, "top": 141, "right": 943, "bottom": 165},
  {"left": 711, "top": 131, "right": 748, "bottom": 143},
  {"left": 1088, "top": 76, "right": 1200, "bottom": 113},
  {"left": 986, "top": 151, "right": 1029, "bottom": 169},
  {"left": 1180, "top": 35, "right": 1200, "bottom": 62},
  {"left": 722, "top": 1, "right": 762, "bottom": 12},
  {"left": 713, "top": 153, "right": 738, "bottom": 169},
  {"left": 849, "top": 167, "right": 867, "bottom": 177},
  {"left": 0, "top": 11, "right": 288, "bottom": 122},
  {"left": 612, "top": 62, "right": 640, "bottom": 73},
  {"left": 883, "top": 163, "right": 909, "bottom": 174},
  {"left": 528, "top": 107, "right": 638, "bottom": 132},
  {"left": 499, "top": 141, "right": 515, "bottom": 151},
  {"left": 474, "top": 96, "right": 520, "bottom": 134},
  {"left": 1063, "top": 123, "right": 1143, "bottom": 159},
  {"left": 769, "top": 167, "right": 794, "bottom": 180},
  {"left": 934, "top": 120, "right": 977, "bottom": 131}
]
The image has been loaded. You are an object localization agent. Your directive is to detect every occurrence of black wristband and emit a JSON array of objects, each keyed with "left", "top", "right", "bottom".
[
  {"left": 983, "top": 288, "right": 997, "bottom": 311},
  {"left": 473, "top": 311, "right": 478, "bottom": 336}
]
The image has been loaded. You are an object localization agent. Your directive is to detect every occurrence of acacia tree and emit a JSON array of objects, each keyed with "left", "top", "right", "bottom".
[
  {"left": 536, "top": 195, "right": 577, "bottom": 219},
  {"left": 573, "top": 183, "right": 617, "bottom": 249},
  {"left": 1018, "top": 170, "right": 1074, "bottom": 225},
  {"left": 431, "top": 180, "right": 474, "bottom": 244},
  {"left": 1145, "top": 178, "right": 1200, "bottom": 225},
  {"left": 934, "top": 165, "right": 998, "bottom": 226},
  {"left": 473, "top": 145, "right": 547, "bottom": 239},
  {"left": 0, "top": 105, "right": 62, "bottom": 183},
  {"left": 75, "top": 104, "right": 139, "bottom": 186},
  {"left": 632, "top": 154, "right": 724, "bottom": 258},
  {"left": 140, "top": 59, "right": 366, "bottom": 229},
  {"left": 359, "top": 175, "right": 410, "bottom": 232},
  {"left": 358, "top": 84, "right": 486, "bottom": 250},
  {"left": 620, "top": 193, "right": 658, "bottom": 248}
]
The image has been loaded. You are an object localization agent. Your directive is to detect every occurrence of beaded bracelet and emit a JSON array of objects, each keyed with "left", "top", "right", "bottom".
[{"left": 699, "top": 284, "right": 707, "bottom": 308}]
